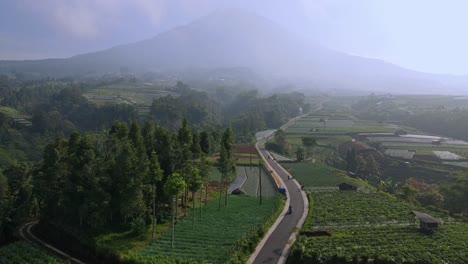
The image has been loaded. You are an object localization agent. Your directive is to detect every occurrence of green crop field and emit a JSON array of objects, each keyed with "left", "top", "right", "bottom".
[
  {"left": 282, "top": 162, "right": 367, "bottom": 188},
  {"left": 289, "top": 189, "right": 466, "bottom": 263},
  {"left": 0, "top": 241, "right": 63, "bottom": 264},
  {"left": 0, "top": 106, "right": 19, "bottom": 115},
  {"left": 307, "top": 191, "right": 436, "bottom": 228},
  {"left": 210, "top": 167, "right": 222, "bottom": 181},
  {"left": 85, "top": 83, "right": 178, "bottom": 106},
  {"left": 285, "top": 135, "right": 352, "bottom": 148},
  {"left": 235, "top": 166, "right": 278, "bottom": 196},
  {"left": 139, "top": 195, "right": 282, "bottom": 263},
  {"left": 290, "top": 224, "right": 468, "bottom": 263},
  {"left": 285, "top": 115, "right": 398, "bottom": 135}
]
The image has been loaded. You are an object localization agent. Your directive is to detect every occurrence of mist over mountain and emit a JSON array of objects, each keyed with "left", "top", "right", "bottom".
[{"left": 1, "top": 9, "right": 467, "bottom": 94}]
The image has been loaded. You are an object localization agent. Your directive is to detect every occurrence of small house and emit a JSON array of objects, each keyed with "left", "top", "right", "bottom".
[
  {"left": 337, "top": 182, "right": 357, "bottom": 191},
  {"left": 411, "top": 211, "right": 442, "bottom": 232}
]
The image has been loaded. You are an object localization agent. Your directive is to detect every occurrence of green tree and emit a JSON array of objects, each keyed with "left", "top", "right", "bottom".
[
  {"left": 187, "top": 166, "right": 203, "bottom": 227},
  {"left": 200, "top": 131, "right": 212, "bottom": 155},
  {"left": 198, "top": 153, "right": 212, "bottom": 218},
  {"left": 301, "top": 137, "right": 317, "bottom": 160},
  {"left": 148, "top": 151, "right": 163, "bottom": 242},
  {"left": 218, "top": 127, "right": 236, "bottom": 209},
  {"left": 295, "top": 146, "right": 305, "bottom": 161},
  {"left": 164, "top": 172, "right": 186, "bottom": 225},
  {"left": 190, "top": 130, "right": 202, "bottom": 159}
]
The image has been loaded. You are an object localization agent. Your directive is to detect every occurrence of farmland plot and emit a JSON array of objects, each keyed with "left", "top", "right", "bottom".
[
  {"left": 291, "top": 224, "right": 468, "bottom": 264},
  {"left": 307, "top": 191, "right": 429, "bottom": 228},
  {"left": 290, "top": 190, "right": 465, "bottom": 264},
  {"left": 0, "top": 241, "right": 62, "bottom": 264},
  {"left": 282, "top": 162, "right": 367, "bottom": 189},
  {"left": 141, "top": 195, "right": 281, "bottom": 263},
  {"left": 230, "top": 166, "right": 277, "bottom": 196}
]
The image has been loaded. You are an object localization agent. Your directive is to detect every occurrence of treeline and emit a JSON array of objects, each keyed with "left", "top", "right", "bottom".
[
  {"left": 0, "top": 119, "right": 237, "bottom": 244},
  {"left": 0, "top": 79, "right": 138, "bottom": 166},
  {"left": 35, "top": 120, "right": 219, "bottom": 230},
  {"left": 406, "top": 109, "right": 468, "bottom": 141},
  {"left": 0, "top": 162, "right": 34, "bottom": 245},
  {"left": 151, "top": 84, "right": 309, "bottom": 138},
  {"left": 351, "top": 94, "right": 408, "bottom": 122},
  {"left": 351, "top": 95, "right": 468, "bottom": 142},
  {"left": 0, "top": 78, "right": 309, "bottom": 166}
]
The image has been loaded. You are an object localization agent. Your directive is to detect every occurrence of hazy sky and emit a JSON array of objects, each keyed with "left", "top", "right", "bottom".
[{"left": 1, "top": 0, "right": 467, "bottom": 75}]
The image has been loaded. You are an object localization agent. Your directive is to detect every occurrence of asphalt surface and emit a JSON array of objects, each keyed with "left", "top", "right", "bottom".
[
  {"left": 252, "top": 140, "right": 305, "bottom": 264},
  {"left": 19, "top": 221, "right": 86, "bottom": 264}
]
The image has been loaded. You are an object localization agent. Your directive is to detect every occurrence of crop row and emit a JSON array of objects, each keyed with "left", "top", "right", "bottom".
[
  {"left": 306, "top": 191, "right": 440, "bottom": 228},
  {"left": 0, "top": 241, "right": 62, "bottom": 264},
  {"left": 290, "top": 224, "right": 468, "bottom": 263},
  {"left": 140, "top": 195, "right": 281, "bottom": 263}
]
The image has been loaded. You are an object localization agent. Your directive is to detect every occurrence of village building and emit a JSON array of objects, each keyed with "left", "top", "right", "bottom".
[{"left": 411, "top": 211, "right": 442, "bottom": 232}]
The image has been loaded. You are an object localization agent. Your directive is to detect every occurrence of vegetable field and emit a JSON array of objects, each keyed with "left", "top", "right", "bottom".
[
  {"left": 233, "top": 166, "right": 277, "bottom": 196},
  {"left": 0, "top": 241, "right": 62, "bottom": 264},
  {"left": 290, "top": 190, "right": 465, "bottom": 263},
  {"left": 140, "top": 195, "right": 281, "bottom": 263},
  {"left": 308, "top": 191, "right": 428, "bottom": 228},
  {"left": 290, "top": 224, "right": 468, "bottom": 263},
  {"left": 282, "top": 162, "right": 367, "bottom": 189},
  {"left": 285, "top": 116, "right": 397, "bottom": 135}
]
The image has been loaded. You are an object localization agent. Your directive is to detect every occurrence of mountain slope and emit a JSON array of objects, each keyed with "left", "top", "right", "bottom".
[{"left": 0, "top": 9, "right": 466, "bottom": 93}]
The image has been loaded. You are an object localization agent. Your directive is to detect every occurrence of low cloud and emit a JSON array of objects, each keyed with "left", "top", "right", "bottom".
[{"left": 21, "top": 0, "right": 219, "bottom": 39}]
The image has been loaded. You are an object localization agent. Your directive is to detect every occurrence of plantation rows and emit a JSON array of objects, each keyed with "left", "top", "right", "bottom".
[
  {"left": 291, "top": 224, "right": 468, "bottom": 263},
  {"left": 308, "top": 191, "right": 430, "bottom": 228},
  {"left": 142, "top": 195, "right": 281, "bottom": 263},
  {"left": 282, "top": 163, "right": 366, "bottom": 188},
  {"left": 0, "top": 241, "right": 62, "bottom": 264}
]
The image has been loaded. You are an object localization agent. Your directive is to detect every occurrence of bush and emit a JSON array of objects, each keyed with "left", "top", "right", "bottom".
[{"left": 130, "top": 217, "right": 146, "bottom": 236}]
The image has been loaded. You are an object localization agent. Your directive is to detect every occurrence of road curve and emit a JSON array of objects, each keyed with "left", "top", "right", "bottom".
[
  {"left": 248, "top": 139, "right": 307, "bottom": 264},
  {"left": 19, "top": 221, "right": 87, "bottom": 264}
]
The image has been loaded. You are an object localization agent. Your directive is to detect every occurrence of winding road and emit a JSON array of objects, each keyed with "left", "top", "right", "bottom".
[
  {"left": 248, "top": 138, "right": 308, "bottom": 264},
  {"left": 19, "top": 221, "right": 86, "bottom": 264}
]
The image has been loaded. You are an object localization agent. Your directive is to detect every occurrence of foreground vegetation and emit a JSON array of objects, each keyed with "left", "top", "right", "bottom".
[
  {"left": 0, "top": 241, "right": 63, "bottom": 264},
  {"left": 290, "top": 224, "right": 468, "bottom": 263},
  {"left": 289, "top": 185, "right": 466, "bottom": 263},
  {"left": 130, "top": 195, "right": 282, "bottom": 263}
]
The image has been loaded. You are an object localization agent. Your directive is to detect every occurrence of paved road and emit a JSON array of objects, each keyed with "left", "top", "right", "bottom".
[
  {"left": 252, "top": 139, "right": 305, "bottom": 264},
  {"left": 19, "top": 221, "right": 86, "bottom": 264}
]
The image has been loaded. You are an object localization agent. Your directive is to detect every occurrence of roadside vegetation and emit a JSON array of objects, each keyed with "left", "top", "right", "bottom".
[{"left": 0, "top": 241, "right": 63, "bottom": 264}]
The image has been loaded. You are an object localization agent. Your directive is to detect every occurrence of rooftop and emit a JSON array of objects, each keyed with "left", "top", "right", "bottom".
[{"left": 411, "top": 211, "right": 442, "bottom": 224}]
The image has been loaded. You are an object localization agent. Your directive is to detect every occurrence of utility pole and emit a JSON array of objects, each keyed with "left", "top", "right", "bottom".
[
  {"left": 152, "top": 184, "right": 156, "bottom": 242},
  {"left": 172, "top": 195, "right": 176, "bottom": 248},
  {"left": 259, "top": 160, "right": 262, "bottom": 205},
  {"left": 250, "top": 142, "right": 252, "bottom": 165}
]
